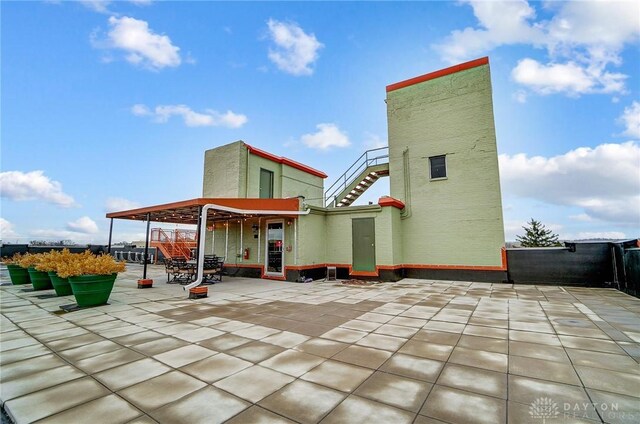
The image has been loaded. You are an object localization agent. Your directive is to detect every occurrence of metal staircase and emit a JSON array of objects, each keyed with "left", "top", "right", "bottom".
[
  {"left": 150, "top": 228, "right": 198, "bottom": 260},
  {"left": 324, "top": 147, "right": 389, "bottom": 207}
]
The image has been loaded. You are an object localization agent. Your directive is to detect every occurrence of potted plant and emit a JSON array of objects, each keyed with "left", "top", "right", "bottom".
[
  {"left": 56, "top": 252, "right": 126, "bottom": 307},
  {"left": 1, "top": 254, "right": 31, "bottom": 285},
  {"left": 35, "top": 249, "right": 73, "bottom": 296},
  {"left": 18, "top": 253, "right": 53, "bottom": 291}
]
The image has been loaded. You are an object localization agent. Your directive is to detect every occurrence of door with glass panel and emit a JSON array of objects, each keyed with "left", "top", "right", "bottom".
[{"left": 265, "top": 220, "right": 284, "bottom": 276}]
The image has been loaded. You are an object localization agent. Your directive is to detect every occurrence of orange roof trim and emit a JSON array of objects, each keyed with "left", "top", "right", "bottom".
[
  {"left": 378, "top": 196, "right": 405, "bottom": 210},
  {"left": 245, "top": 143, "right": 328, "bottom": 179},
  {"left": 386, "top": 57, "right": 489, "bottom": 93}
]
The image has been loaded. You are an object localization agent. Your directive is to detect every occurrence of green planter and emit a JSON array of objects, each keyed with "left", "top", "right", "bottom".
[
  {"left": 48, "top": 272, "right": 72, "bottom": 296},
  {"left": 68, "top": 274, "right": 117, "bottom": 307},
  {"left": 27, "top": 267, "right": 53, "bottom": 291},
  {"left": 6, "top": 264, "right": 31, "bottom": 285}
]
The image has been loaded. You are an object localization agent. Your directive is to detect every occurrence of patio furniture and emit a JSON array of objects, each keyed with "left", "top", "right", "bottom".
[
  {"left": 203, "top": 255, "right": 224, "bottom": 283},
  {"left": 171, "top": 257, "right": 196, "bottom": 284}
]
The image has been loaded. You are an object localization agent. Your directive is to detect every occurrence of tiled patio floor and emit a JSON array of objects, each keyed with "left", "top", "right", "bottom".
[{"left": 1, "top": 265, "right": 639, "bottom": 424}]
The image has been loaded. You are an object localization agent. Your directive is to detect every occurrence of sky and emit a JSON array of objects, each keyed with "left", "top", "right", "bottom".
[{"left": 1, "top": 0, "right": 639, "bottom": 244}]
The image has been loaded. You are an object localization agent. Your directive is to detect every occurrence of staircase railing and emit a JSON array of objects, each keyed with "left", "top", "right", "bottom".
[
  {"left": 324, "top": 146, "right": 389, "bottom": 207},
  {"left": 150, "top": 228, "right": 197, "bottom": 259}
]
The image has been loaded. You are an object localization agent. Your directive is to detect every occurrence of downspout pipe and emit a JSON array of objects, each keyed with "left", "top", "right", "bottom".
[{"left": 184, "top": 204, "right": 310, "bottom": 291}]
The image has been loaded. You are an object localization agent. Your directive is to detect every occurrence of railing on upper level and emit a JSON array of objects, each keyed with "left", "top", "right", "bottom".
[
  {"left": 324, "top": 146, "right": 389, "bottom": 207},
  {"left": 150, "top": 228, "right": 198, "bottom": 259}
]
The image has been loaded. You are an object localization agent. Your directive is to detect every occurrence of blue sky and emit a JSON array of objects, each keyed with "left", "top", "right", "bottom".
[{"left": 1, "top": 0, "right": 639, "bottom": 244}]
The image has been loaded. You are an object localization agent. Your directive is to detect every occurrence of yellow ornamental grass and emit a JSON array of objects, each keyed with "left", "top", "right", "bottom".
[
  {"left": 56, "top": 251, "right": 126, "bottom": 278},
  {"left": 17, "top": 253, "right": 45, "bottom": 269},
  {"left": 35, "top": 249, "right": 76, "bottom": 273},
  {"left": 1, "top": 253, "right": 24, "bottom": 265}
]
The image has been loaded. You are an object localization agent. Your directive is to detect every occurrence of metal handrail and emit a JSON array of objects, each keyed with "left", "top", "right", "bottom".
[{"left": 324, "top": 147, "right": 388, "bottom": 207}]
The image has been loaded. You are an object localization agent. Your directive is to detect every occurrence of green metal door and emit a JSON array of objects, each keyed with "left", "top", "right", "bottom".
[
  {"left": 259, "top": 168, "right": 274, "bottom": 199},
  {"left": 352, "top": 218, "right": 376, "bottom": 272}
]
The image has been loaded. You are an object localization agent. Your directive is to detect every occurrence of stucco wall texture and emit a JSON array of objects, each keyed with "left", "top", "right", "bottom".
[{"left": 387, "top": 63, "right": 505, "bottom": 267}]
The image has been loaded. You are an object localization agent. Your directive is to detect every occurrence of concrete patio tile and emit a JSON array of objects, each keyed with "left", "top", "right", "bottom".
[
  {"left": 0, "top": 336, "right": 41, "bottom": 352},
  {"left": 321, "top": 327, "right": 368, "bottom": 343},
  {"left": 261, "top": 330, "right": 310, "bottom": 348},
  {"left": 448, "top": 346, "right": 508, "bottom": 373},
  {"left": 398, "top": 340, "right": 453, "bottom": 361},
  {"left": 4, "top": 377, "right": 110, "bottom": 424},
  {"left": 463, "top": 324, "right": 508, "bottom": 339},
  {"left": 387, "top": 316, "right": 428, "bottom": 328},
  {"left": 99, "top": 325, "right": 147, "bottom": 339},
  {"left": 354, "top": 371, "right": 432, "bottom": 412},
  {"left": 332, "top": 345, "right": 393, "bottom": 369},
  {"left": 509, "top": 355, "right": 581, "bottom": 386},
  {"left": 414, "top": 415, "right": 449, "bottom": 424},
  {"left": 423, "top": 320, "right": 466, "bottom": 334},
  {"left": 321, "top": 395, "right": 415, "bottom": 424},
  {"left": 197, "top": 333, "right": 252, "bottom": 351},
  {"left": 45, "top": 333, "right": 105, "bottom": 351},
  {"left": 232, "top": 325, "right": 281, "bottom": 340},
  {"left": 58, "top": 340, "right": 122, "bottom": 362},
  {"left": 379, "top": 353, "right": 444, "bottom": 382},
  {"left": 357, "top": 312, "right": 394, "bottom": 324},
  {"left": 0, "top": 365, "right": 85, "bottom": 402},
  {"left": 457, "top": 335, "right": 508, "bottom": 354},
  {"left": 93, "top": 358, "right": 172, "bottom": 391},
  {"left": 356, "top": 333, "right": 407, "bottom": 352},
  {"left": 75, "top": 348, "right": 145, "bottom": 374},
  {"left": 566, "top": 348, "right": 640, "bottom": 373},
  {"left": 150, "top": 386, "right": 249, "bottom": 424},
  {"left": 559, "top": 335, "right": 628, "bottom": 355},
  {"left": 227, "top": 340, "right": 287, "bottom": 362},
  {"left": 111, "top": 330, "right": 165, "bottom": 347},
  {"left": 288, "top": 322, "right": 335, "bottom": 337},
  {"left": 213, "top": 365, "right": 294, "bottom": 403},
  {"left": 554, "top": 325, "right": 610, "bottom": 340},
  {"left": 180, "top": 352, "right": 252, "bottom": 383},
  {"left": 259, "top": 349, "right": 325, "bottom": 377},
  {"left": 0, "top": 354, "right": 68, "bottom": 381},
  {"left": 340, "top": 319, "right": 383, "bottom": 332},
  {"left": 301, "top": 359, "right": 373, "bottom": 392},
  {"left": 130, "top": 337, "right": 189, "bottom": 356},
  {"left": 172, "top": 327, "right": 224, "bottom": 343},
  {"left": 412, "top": 329, "right": 461, "bottom": 345},
  {"left": 509, "top": 330, "right": 561, "bottom": 346},
  {"left": 154, "top": 322, "right": 201, "bottom": 336},
  {"left": 575, "top": 366, "right": 640, "bottom": 398},
  {"left": 0, "top": 343, "right": 51, "bottom": 365},
  {"left": 295, "top": 338, "right": 349, "bottom": 358},
  {"left": 36, "top": 394, "right": 141, "bottom": 424},
  {"left": 189, "top": 316, "right": 228, "bottom": 326},
  {"left": 226, "top": 405, "right": 296, "bottom": 424},
  {"left": 468, "top": 317, "right": 509, "bottom": 329},
  {"left": 124, "top": 415, "right": 157, "bottom": 424},
  {"left": 259, "top": 380, "right": 345, "bottom": 424},
  {"left": 508, "top": 375, "right": 600, "bottom": 421},
  {"left": 436, "top": 363, "right": 507, "bottom": 399},
  {"left": 213, "top": 320, "right": 255, "bottom": 332},
  {"left": 374, "top": 324, "right": 419, "bottom": 338},
  {"left": 421, "top": 385, "right": 506, "bottom": 424},
  {"left": 152, "top": 344, "right": 216, "bottom": 368},
  {"left": 509, "top": 341, "right": 570, "bottom": 363},
  {"left": 586, "top": 389, "right": 640, "bottom": 424},
  {"left": 509, "top": 320, "right": 555, "bottom": 333},
  {"left": 118, "top": 371, "right": 207, "bottom": 412}
]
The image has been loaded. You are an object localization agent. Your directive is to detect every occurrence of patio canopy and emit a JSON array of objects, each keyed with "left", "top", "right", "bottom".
[{"left": 105, "top": 197, "right": 304, "bottom": 225}]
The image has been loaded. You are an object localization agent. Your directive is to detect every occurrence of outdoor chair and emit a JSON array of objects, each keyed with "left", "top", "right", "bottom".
[
  {"left": 171, "top": 257, "right": 195, "bottom": 284},
  {"left": 202, "top": 256, "right": 224, "bottom": 283}
]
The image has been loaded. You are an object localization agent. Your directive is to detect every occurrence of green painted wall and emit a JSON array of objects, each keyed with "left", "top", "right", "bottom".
[
  {"left": 386, "top": 64, "right": 505, "bottom": 266},
  {"left": 202, "top": 141, "right": 245, "bottom": 198}
]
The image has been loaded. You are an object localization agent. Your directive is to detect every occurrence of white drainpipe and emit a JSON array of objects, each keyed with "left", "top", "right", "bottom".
[{"left": 184, "top": 203, "right": 310, "bottom": 291}]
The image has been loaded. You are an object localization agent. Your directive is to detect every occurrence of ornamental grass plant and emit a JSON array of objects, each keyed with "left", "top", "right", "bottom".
[{"left": 56, "top": 251, "right": 126, "bottom": 278}]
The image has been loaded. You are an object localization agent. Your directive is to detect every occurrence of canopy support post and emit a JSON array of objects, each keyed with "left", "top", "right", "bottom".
[
  {"left": 107, "top": 218, "right": 114, "bottom": 254},
  {"left": 142, "top": 213, "right": 151, "bottom": 280}
]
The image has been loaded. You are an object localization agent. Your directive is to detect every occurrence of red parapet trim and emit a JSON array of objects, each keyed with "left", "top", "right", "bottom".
[
  {"left": 350, "top": 270, "right": 379, "bottom": 277},
  {"left": 403, "top": 263, "right": 506, "bottom": 271},
  {"left": 501, "top": 247, "right": 507, "bottom": 270},
  {"left": 245, "top": 143, "right": 328, "bottom": 179},
  {"left": 378, "top": 197, "right": 405, "bottom": 209},
  {"left": 386, "top": 57, "right": 489, "bottom": 93}
]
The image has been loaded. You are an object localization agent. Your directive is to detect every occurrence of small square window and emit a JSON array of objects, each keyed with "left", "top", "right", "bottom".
[{"left": 429, "top": 155, "right": 447, "bottom": 179}]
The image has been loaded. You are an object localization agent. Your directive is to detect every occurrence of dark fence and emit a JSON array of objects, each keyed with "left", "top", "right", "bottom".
[
  {"left": 507, "top": 240, "right": 639, "bottom": 296},
  {"left": 0, "top": 244, "right": 160, "bottom": 264}
]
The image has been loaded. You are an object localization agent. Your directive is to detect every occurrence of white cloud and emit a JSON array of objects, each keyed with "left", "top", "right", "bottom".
[
  {"left": 266, "top": 19, "right": 323, "bottom": 76},
  {"left": 574, "top": 231, "right": 626, "bottom": 240},
  {"left": 512, "top": 90, "right": 527, "bottom": 104},
  {"left": 301, "top": 123, "right": 350, "bottom": 150},
  {"left": 619, "top": 101, "right": 640, "bottom": 139},
  {"left": 100, "top": 16, "right": 181, "bottom": 70},
  {"left": 132, "top": 104, "right": 248, "bottom": 128},
  {"left": 105, "top": 197, "right": 141, "bottom": 212},
  {"left": 512, "top": 58, "right": 626, "bottom": 96},
  {"left": 435, "top": 0, "right": 640, "bottom": 97},
  {"left": 569, "top": 213, "right": 593, "bottom": 222},
  {"left": 30, "top": 229, "right": 96, "bottom": 243},
  {"left": 66, "top": 217, "right": 99, "bottom": 234},
  {"left": 80, "top": 0, "right": 111, "bottom": 13},
  {"left": 0, "top": 170, "right": 77, "bottom": 208},
  {"left": 0, "top": 218, "right": 19, "bottom": 241},
  {"left": 362, "top": 133, "right": 387, "bottom": 150},
  {"left": 499, "top": 141, "right": 640, "bottom": 224}
]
